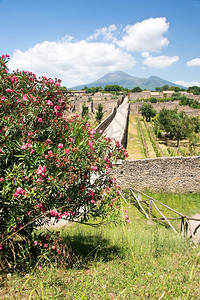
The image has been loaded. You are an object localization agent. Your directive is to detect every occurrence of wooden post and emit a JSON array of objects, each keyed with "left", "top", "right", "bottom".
[
  {"left": 130, "top": 189, "right": 149, "bottom": 219},
  {"left": 149, "top": 200, "right": 152, "bottom": 219},
  {"left": 181, "top": 216, "right": 185, "bottom": 237}
]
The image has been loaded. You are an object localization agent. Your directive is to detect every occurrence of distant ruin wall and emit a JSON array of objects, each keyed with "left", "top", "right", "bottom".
[
  {"left": 130, "top": 101, "right": 200, "bottom": 116},
  {"left": 112, "top": 156, "right": 200, "bottom": 193},
  {"left": 95, "top": 95, "right": 125, "bottom": 133},
  {"left": 95, "top": 107, "right": 117, "bottom": 132},
  {"left": 120, "top": 103, "right": 130, "bottom": 147}
]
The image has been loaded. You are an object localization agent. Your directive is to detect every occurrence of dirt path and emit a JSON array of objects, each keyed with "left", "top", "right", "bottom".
[{"left": 104, "top": 97, "right": 129, "bottom": 143}]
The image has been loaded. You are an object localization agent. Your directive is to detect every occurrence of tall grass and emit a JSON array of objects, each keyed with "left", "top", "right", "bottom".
[{"left": 1, "top": 193, "right": 200, "bottom": 299}]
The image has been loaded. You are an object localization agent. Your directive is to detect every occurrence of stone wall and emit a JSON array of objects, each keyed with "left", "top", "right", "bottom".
[
  {"left": 95, "top": 95, "right": 125, "bottom": 133},
  {"left": 120, "top": 103, "right": 130, "bottom": 147},
  {"left": 95, "top": 107, "right": 117, "bottom": 132},
  {"left": 130, "top": 101, "right": 200, "bottom": 116},
  {"left": 112, "top": 156, "right": 200, "bottom": 193}
]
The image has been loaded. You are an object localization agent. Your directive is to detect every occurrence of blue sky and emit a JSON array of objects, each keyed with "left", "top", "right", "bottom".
[{"left": 0, "top": 0, "right": 200, "bottom": 88}]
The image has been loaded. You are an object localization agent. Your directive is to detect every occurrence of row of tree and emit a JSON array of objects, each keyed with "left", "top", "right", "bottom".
[
  {"left": 79, "top": 84, "right": 200, "bottom": 94},
  {"left": 82, "top": 103, "right": 104, "bottom": 122},
  {"left": 68, "top": 83, "right": 200, "bottom": 94},
  {"left": 139, "top": 103, "right": 200, "bottom": 148}
]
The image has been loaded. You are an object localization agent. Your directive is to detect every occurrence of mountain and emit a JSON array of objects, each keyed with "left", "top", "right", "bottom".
[{"left": 71, "top": 71, "right": 185, "bottom": 91}]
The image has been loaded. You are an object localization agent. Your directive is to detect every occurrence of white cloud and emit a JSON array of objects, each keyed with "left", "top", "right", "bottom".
[
  {"left": 117, "top": 17, "right": 169, "bottom": 52},
  {"left": 87, "top": 24, "right": 117, "bottom": 42},
  {"left": 143, "top": 55, "right": 179, "bottom": 68},
  {"left": 174, "top": 80, "right": 200, "bottom": 87},
  {"left": 57, "top": 35, "right": 75, "bottom": 43},
  {"left": 186, "top": 58, "right": 200, "bottom": 67},
  {"left": 9, "top": 40, "right": 136, "bottom": 87}
]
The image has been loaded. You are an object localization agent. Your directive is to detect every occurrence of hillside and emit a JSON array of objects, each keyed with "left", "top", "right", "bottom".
[{"left": 71, "top": 71, "right": 185, "bottom": 91}]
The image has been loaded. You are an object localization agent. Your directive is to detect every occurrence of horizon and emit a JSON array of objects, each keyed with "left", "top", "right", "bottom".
[
  {"left": 0, "top": 0, "right": 200, "bottom": 88},
  {"left": 70, "top": 70, "right": 186, "bottom": 89}
]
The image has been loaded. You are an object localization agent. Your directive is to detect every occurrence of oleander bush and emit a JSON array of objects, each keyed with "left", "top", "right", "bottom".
[{"left": 0, "top": 55, "right": 127, "bottom": 271}]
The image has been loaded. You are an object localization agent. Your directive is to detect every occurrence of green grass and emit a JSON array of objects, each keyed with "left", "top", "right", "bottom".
[
  {"left": 1, "top": 193, "right": 200, "bottom": 299},
  {"left": 126, "top": 114, "right": 145, "bottom": 159}
]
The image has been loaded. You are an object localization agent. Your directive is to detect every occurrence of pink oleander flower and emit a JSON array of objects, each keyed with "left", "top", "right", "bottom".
[
  {"left": 99, "top": 129, "right": 103, "bottom": 134},
  {"left": 0, "top": 244, "right": 2, "bottom": 250},
  {"left": 13, "top": 187, "right": 26, "bottom": 198},
  {"left": 46, "top": 100, "right": 53, "bottom": 106},
  {"left": 91, "top": 130, "right": 96, "bottom": 135},
  {"left": 0, "top": 177, "right": 4, "bottom": 182},
  {"left": 46, "top": 138, "right": 51, "bottom": 142},
  {"left": 34, "top": 241, "right": 38, "bottom": 246},
  {"left": 23, "top": 94, "right": 28, "bottom": 101},
  {"left": 124, "top": 152, "right": 128, "bottom": 158},
  {"left": 6, "top": 88, "right": 13, "bottom": 93},
  {"left": 64, "top": 148, "right": 69, "bottom": 154},
  {"left": 52, "top": 245, "right": 56, "bottom": 250},
  {"left": 69, "top": 137, "right": 73, "bottom": 142},
  {"left": 44, "top": 243, "right": 48, "bottom": 248},
  {"left": 36, "top": 166, "right": 46, "bottom": 177},
  {"left": 58, "top": 143, "right": 63, "bottom": 149},
  {"left": 0, "top": 149, "right": 5, "bottom": 153},
  {"left": 1, "top": 96, "right": 5, "bottom": 100},
  {"left": 48, "top": 150, "right": 53, "bottom": 157},
  {"left": 36, "top": 178, "right": 43, "bottom": 183},
  {"left": 91, "top": 165, "right": 98, "bottom": 171},
  {"left": 2, "top": 54, "right": 9, "bottom": 58},
  {"left": 38, "top": 118, "right": 43, "bottom": 123},
  {"left": 63, "top": 211, "right": 69, "bottom": 217},
  {"left": 21, "top": 144, "right": 27, "bottom": 150},
  {"left": 27, "top": 143, "right": 32, "bottom": 148},
  {"left": 48, "top": 79, "right": 54, "bottom": 84},
  {"left": 57, "top": 249, "right": 61, "bottom": 254},
  {"left": 30, "top": 149, "right": 35, "bottom": 154}
]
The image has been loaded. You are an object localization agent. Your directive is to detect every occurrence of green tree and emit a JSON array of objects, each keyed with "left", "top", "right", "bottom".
[
  {"left": 162, "top": 85, "right": 169, "bottom": 91},
  {"left": 96, "top": 103, "right": 104, "bottom": 122},
  {"left": 131, "top": 87, "right": 142, "bottom": 92},
  {"left": 81, "top": 103, "right": 89, "bottom": 118},
  {"left": 187, "top": 86, "right": 200, "bottom": 95},
  {"left": 104, "top": 85, "right": 122, "bottom": 92},
  {"left": 155, "top": 87, "right": 162, "bottom": 92},
  {"left": 139, "top": 103, "right": 156, "bottom": 122},
  {"left": 158, "top": 109, "right": 189, "bottom": 147}
]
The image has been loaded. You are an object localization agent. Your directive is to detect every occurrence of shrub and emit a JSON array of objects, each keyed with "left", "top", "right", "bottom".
[{"left": 0, "top": 55, "right": 127, "bottom": 270}]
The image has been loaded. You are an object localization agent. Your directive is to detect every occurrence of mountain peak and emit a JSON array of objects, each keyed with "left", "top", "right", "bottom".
[
  {"left": 99, "top": 71, "right": 133, "bottom": 80},
  {"left": 71, "top": 71, "right": 185, "bottom": 90}
]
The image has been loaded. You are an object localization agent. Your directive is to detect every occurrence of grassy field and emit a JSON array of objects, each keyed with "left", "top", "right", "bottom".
[
  {"left": 1, "top": 192, "right": 200, "bottom": 300},
  {"left": 126, "top": 114, "right": 145, "bottom": 160}
]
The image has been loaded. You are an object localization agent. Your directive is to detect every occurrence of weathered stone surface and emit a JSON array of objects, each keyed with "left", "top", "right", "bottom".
[{"left": 112, "top": 156, "right": 200, "bottom": 193}]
